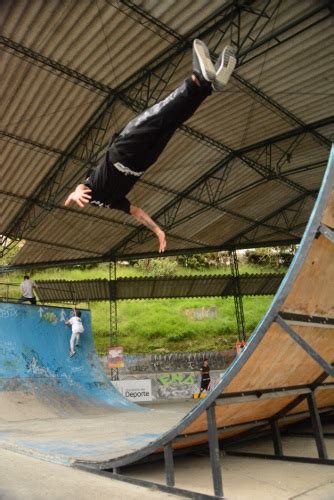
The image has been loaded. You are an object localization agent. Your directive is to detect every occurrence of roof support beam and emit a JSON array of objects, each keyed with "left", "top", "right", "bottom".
[
  {"left": 1, "top": 1, "right": 244, "bottom": 256},
  {"left": 2, "top": 0, "right": 332, "bottom": 263},
  {"left": 0, "top": 191, "right": 206, "bottom": 254},
  {"left": 107, "top": 129, "right": 320, "bottom": 256},
  {"left": 1, "top": 235, "right": 299, "bottom": 273},
  {"left": 224, "top": 190, "right": 314, "bottom": 247}
]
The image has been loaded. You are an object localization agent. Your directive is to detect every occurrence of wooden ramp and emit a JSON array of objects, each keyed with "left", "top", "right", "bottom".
[
  {"left": 76, "top": 146, "right": 334, "bottom": 474},
  {"left": 0, "top": 147, "right": 333, "bottom": 498}
]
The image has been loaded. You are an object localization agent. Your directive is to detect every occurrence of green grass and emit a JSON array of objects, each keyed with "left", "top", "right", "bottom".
[
  {"left": 1, "top": 262, "right": 280, "bottom": 355},
  {"left": 91, "top": 295, "right": 272, "bottom": 355}
]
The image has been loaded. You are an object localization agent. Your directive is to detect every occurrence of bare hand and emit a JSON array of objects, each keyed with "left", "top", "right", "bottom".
[
  {"left": 157, "top": 230, "right": 167, "bottom": 253},
  {"left": 64, "top": 184, "right": 92, "bottom": 208}
]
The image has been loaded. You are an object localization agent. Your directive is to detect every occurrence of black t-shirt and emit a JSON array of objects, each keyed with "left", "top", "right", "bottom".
[
  {"left": 200, "top": 367, "right": 210, "bottom": 380},
  {"left": 84, "top": 154, "right": 137, "bottom": 214}
]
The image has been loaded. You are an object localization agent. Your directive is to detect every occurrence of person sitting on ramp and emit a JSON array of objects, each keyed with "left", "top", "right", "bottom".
[
  {"left": 65, "top": 39, "right": 237, "bottom": 252},
  {"left": 65, "top": 309, "right": 84, "bottom": 358}
]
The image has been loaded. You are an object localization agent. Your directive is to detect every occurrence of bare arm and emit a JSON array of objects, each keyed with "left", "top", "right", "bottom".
[
  {"left": 64, "top": 184, "right": 92, "bottom": 208},
  {"left": 130, "top": 205, "right": 166, "bottom": 253}
]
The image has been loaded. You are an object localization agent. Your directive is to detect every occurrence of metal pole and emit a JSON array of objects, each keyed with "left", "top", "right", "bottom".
[
  {"left": 164, "top": 443, "right": 175, "bottom": 487},
  {"left": 109, "top": 260, "right": 119, "bottom": 381},
  {"left": 271, "top": 420, "right": 283, "bottom": 456},
  {"left": 206, "top": 403, "right": 223, "bottom": 498},
  {"left": 307, "top": 392, "right": 328, "bottom": 459},
  {"left": 229, "top": 249, "right": 246, "bottom": 342}
]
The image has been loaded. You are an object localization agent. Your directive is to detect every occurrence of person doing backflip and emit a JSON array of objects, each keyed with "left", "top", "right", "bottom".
[{"left": 65, "top": 40, "right": 237, "bottom": 252}]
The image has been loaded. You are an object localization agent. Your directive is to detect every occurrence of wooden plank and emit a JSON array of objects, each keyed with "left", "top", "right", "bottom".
[
  {"left": 224, "top": 324, "right": 332, "bottom": 393},
  {"left": 184, "top": 395, "right": 295, "bottom": 435},
  {"left": 282, "top": 236, "right": 334, "bottom": 316}
]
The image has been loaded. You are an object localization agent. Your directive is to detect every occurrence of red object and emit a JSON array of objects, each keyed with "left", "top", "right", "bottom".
[{"left": 236, "top": 341, "right": 247, "bottom": 356}]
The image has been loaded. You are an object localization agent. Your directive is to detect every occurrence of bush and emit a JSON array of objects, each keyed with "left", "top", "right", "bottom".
[
  {"left": 245, "top": 246, "right": 297, "bottom": 268},
  {"left": 177, "top": 252, "right": 230, "bottom": 270},
  {"left": 135, "top": 257, "right": 177, "bottom": 277}
]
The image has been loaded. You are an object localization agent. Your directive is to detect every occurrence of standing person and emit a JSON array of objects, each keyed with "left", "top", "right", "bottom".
[
  {"left": 18, "top": 275, "right": 38, "bottom": 305},
  {"left": 199, "top": 359, "right": 211, "bottom": 395},
  {"left": 65, "top": 309, "right": 84, "bottom": 358},
  {"left": 64, "top": 39, "right": 237, "bottom": 252}
]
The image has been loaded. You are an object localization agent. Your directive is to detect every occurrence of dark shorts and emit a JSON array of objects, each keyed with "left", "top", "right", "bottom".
[{"left": 200, "top": 378, "right": 210, "bottom": 391}]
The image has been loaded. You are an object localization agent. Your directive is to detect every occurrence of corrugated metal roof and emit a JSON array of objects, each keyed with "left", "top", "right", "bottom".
[
  {"left": 1, "top": 0, "right": 333, "bottom": 268},
  {"left": 34, "top": 273, "right": 284, "bottom": 302}
]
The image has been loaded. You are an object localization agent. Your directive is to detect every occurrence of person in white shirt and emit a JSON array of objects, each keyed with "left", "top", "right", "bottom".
[
  {"left": 18, "top": 275, "right": 38, "bottom": 305},
  {"left": 65, "top": 309, "right": 84, "bottom": 358}
]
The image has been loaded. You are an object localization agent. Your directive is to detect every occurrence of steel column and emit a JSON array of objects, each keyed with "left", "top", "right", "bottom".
[
  {"left": 229, "top": 250, "right": 246, "bottom": 342},
  {"left": 271, "top": 420, "right": 283, "bottom": 457},
  {"left": 206, "top": 403, "right": 223, "bottom": 498},
  {"left": 307, "top": 392, "right": 328, "bottom": 459},
  {"left": 163, "top": 443, "right": 175, "bottom": 487},
  {"left": 109, "top": 261, "right": 119, "bottom": 381}
]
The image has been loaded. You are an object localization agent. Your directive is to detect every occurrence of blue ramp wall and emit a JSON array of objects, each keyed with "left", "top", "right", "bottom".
[{"left": 0, "top": 303, "right": 137, "bottom": 411}]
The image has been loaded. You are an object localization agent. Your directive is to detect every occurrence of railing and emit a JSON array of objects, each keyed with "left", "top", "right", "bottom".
[
  {"left": 0, "top": 282, "right": 84, "bottom": 306},
  {"left": 0, "top": 282, "right": 21, "bottom": 302}
]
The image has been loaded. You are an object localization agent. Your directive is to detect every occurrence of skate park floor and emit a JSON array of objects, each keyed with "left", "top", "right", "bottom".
[{"left": 1, "top": 422, "right": 333, "bottom": 500}]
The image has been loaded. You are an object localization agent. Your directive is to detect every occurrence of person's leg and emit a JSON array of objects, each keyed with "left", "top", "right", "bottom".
[
  {"left": 17, "top": 296, "right": 28, "bottom": 304},
  {"left": 108, "top": 77, "right": 212, "bottom": 172},
  {"left": 29, "top": 297, "right": 37, "bottom": 305},
  {"left": 75, "top": 333, "right": 80, "bottom": 347},
  {"left": 202, "top": 379, "right": 210, "bottom": 392},
  {"left": 70, "top": 332, "right": 75, "bottom": 355}
]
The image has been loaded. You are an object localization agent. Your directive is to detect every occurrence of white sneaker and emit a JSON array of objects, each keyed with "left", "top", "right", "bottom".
[
  {"left": 69, "top": 351, "right": 76, "bottom": 358},
  {"left": 213, "top": 45, "right": 237, "bottom": 91},
  {"left": 192, "top": 39, "right": 216, "bottom": 84}
]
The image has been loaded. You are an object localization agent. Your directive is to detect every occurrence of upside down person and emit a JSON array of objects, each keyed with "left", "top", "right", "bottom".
[{"left": 65, "top": 40, "right": 237, "bottom": 252}]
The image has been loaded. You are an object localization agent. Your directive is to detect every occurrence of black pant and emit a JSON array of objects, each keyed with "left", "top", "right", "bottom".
[
  {"left": 108, "top": 78, "right": 212, "bottom": 172},
  {"left": 18, "top": 296, "right": 36, "bottom": 305},
  {"left": 200, "top": 378, "right": 210, "bottom": 392}
]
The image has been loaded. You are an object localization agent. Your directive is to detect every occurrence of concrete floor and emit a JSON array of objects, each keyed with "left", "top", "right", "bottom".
[
  {"left": 1, "top": 428, "right": 333, "bottom": 499},
  {"left": 125, "top": 429, "right": 334, "bottom": 499},
  {"left": 0, "top": 448, "right": 178, "bottom": 500}
]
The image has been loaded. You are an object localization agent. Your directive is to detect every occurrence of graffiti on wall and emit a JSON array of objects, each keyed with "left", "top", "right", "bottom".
[
  {"left": 157, "top": 372, "right": 198, "bottom": 399},
  {"left": 156, "top": 371, "right": 224, "bottom": 400},
  {"left": 158, "top": 372, "right": 195, "bottom": 385}
]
